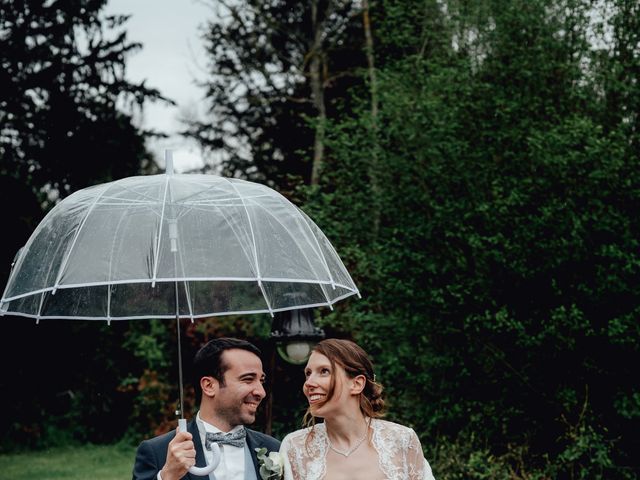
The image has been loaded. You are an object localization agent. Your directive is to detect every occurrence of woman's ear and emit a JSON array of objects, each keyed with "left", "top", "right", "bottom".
[
  {"left": 200, "top": 376, "right": 218, "bottom": 399},
  {"left": 350, "top": 375, "right": 366, "bottom": 395}
]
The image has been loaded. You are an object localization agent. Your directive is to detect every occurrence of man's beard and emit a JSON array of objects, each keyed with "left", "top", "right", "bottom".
[{"left": 217, "top": 395, "right": 258, "bottom": 426}]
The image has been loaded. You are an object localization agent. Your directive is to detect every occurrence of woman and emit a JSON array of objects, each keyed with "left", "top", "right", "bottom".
[{"left": 280, "top": 339, "right": 436, "bottom": 480}]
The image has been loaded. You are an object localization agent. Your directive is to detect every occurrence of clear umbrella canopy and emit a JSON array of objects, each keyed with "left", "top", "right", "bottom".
[{"left": 0, "top": 171, "right": 359, "bottom": 321}]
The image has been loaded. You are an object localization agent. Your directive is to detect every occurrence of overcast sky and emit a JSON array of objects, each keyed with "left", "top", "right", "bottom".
[{"left": 104, "top": 0, "right": 213, "bottom": 172}]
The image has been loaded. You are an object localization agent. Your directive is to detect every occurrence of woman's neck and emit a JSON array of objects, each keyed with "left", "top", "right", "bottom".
[{"left": 324, "top": 411, "right": 369, "bottom": 443}]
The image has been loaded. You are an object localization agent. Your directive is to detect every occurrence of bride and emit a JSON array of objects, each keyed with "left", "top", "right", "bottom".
[{"left": 279, "top": 339, "right": 436, "bottom": 480}]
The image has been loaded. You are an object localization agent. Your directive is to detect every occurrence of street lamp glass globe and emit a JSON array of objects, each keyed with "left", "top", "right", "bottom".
[{"left": 277, "top": 341, "right": 313, "bottom": 364}]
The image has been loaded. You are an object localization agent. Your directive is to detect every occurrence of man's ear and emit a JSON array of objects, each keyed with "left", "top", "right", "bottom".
[
  {"left": 200, "top": 376, "right": 218, "bottom": 399},
  {"left": 350, "top": 375, "right": 366, "bottom": 396}
]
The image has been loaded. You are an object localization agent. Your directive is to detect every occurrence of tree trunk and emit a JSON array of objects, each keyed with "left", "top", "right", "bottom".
[
  {"left": 363, "top": 0, "right": 379, "bottom": 121},
  {"left": 363, "top": 0, "right": 381, "bottom": 235},
  {"left": 309, "top": 52, "right": 326, "bottom": 186},
  {"left": 309, "top": 0, "right": 329, "bottom": 186}
]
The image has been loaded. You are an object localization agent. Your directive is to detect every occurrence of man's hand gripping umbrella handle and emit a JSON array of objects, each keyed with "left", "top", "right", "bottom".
[{"left": 178, "top": 419, "right": 221, "bottom": 476}]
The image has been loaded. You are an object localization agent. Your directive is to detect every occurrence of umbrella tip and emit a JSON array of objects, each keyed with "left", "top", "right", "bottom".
[{"left": 165, "top": 150, "right": 174, "bottom": 175}]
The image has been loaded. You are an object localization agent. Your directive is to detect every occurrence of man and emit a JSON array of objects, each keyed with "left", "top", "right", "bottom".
[{"left": 133, "top": 337, "right": 280, "bottom": 480}]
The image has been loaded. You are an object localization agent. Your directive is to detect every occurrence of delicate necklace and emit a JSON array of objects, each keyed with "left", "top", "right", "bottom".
[{"left": 327, "top": 428, "right": 368, "bottom": 457}]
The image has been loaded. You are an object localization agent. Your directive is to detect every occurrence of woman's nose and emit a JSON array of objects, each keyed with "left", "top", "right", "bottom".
[{"left": 304, "top": 374, "right": 317, "bottom": 389}]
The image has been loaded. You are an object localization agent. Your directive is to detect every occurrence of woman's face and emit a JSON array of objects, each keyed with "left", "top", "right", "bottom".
[{"left": 303, "top": 351, "right": 349, "bottom": 417}]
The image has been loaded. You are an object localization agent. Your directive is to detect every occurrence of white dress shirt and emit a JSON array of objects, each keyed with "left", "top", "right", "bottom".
[
  {"left": 197, "top": 412, "right": 246, "bottom": 480},
  {"left": 157, "top": 412, "right": 245, "bottom": 480}
]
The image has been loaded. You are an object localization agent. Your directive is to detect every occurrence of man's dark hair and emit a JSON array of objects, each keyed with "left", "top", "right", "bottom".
[{"left": 192, "top": 337, "right": 262, "bottom": 404}]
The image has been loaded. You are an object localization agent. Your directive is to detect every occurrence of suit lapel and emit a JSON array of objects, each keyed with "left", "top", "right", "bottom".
[
  {"left": 245, "top": 430, "right": 262, "bottom": 479},
  {"left": 187, "top": 418, "right": 208, "bottom": 480}
]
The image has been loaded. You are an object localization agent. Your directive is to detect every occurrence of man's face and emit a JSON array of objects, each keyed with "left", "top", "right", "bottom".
[{"left": 211, "top": 348, "right": 266, "bottom": 431}]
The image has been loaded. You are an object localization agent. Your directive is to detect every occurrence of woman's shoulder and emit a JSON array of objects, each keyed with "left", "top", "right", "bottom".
[
  {"left": 281, "top": 423, "right": 324, "bottom": 446},
  {"left": 282, "top": 426, "right": 311, "bottom": 441},
  {"left": 372, "top": 418, "right": 419, "bottom": 439}
]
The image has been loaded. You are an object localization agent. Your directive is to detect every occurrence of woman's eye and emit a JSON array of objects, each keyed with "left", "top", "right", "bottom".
[{"left": 321, "top": 368, "right": 330, "bottom": 375}]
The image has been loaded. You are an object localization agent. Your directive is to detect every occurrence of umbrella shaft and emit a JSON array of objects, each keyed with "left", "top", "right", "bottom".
[{"left": 176, "top": 283, "right": 185, "bottom": 419}]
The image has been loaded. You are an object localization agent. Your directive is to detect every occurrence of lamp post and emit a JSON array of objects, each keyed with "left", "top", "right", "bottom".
[
  {"left": 271, "top": 307, "right": 325, "bottom": 364},
  {"left": 264, "top": 300, "right": 325, "bottom": 435}
]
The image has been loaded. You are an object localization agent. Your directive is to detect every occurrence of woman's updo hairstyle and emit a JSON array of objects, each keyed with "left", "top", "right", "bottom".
[{"left": 312, "top": 338, "right": 385, "bottom": 417}]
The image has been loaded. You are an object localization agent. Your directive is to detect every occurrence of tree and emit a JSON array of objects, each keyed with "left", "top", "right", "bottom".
[
  {"left": 0, "top": 0, "right": 166, "bottom": 449},
  {"left": 0, "top": 0, "right": 164, "bottom": 203},
  {"left": 184, "top": 0, "right": 366, "bottom": 188},
  {"left": 303, "top": 0, "right": 639, "bottom": 477}
]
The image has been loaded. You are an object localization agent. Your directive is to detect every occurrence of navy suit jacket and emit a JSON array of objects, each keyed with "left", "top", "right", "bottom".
[{"left": 132, "top": 419, "right": 281, "bottom": 480}]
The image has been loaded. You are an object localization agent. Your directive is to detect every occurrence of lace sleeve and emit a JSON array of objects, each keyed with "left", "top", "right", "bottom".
[
  {"left": 406, "top": 428, "right": 436, "bottom": 480},
  {"left": 277, "top": 427, "right": 326, "bottom": 480},
  {"left": 279, "top": 434, "right": 296, "bottom": 480}
]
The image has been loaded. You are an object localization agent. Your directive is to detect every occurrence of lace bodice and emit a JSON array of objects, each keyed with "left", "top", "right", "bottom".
[{"left": 279, "top": 419, "right": 436, "bottom": 480}]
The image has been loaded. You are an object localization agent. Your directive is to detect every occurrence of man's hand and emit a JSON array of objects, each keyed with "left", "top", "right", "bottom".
[{"left": 159, "top": 429, "right": 196, "bottom": 480}]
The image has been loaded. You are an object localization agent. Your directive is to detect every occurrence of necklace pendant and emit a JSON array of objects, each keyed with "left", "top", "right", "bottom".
[{"left": 328, "top": 430, "right": 368, "bottom": 457}]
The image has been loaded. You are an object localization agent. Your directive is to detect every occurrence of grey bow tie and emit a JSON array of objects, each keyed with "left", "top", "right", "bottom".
[{"left": 205, "top": 428, "right": 246, "bottom": 450}]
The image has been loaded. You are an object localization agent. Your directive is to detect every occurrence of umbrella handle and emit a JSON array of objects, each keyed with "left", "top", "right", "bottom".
[{"left": 178, "top": 418, "right": 221, "bottom": 476}]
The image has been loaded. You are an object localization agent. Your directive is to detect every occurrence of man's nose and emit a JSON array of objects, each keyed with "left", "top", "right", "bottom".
[{"left": 254, "top": 382, "right": 266, "bottom": 399}]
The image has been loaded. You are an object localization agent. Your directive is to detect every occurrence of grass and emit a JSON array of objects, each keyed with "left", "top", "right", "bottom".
[{"left": 0, "top": 443, "right": 137, "bottom": 480}]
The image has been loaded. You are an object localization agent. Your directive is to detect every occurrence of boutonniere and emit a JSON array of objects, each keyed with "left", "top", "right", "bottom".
[{"left": 255, "top": 447, "right": 284, "bottom": 480}]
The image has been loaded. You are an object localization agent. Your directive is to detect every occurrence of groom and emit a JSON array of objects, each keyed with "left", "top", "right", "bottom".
[{"left": 132, "top": 337, "right": 280, "bottom": 480}]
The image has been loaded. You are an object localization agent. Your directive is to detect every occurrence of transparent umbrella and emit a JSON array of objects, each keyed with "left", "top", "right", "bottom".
[{"left": 0, "top": 153, "right": 359, "bottom": 475}]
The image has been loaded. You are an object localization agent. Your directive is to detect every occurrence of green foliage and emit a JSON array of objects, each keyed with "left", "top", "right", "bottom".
[
  {"left": 124, "top": 320, "right": 173, "bottom": 372},
  {"left": 119, "top": 320, "right": 175, "bottom": 441},
  {"left": 299, "top": 0, "right": 640, "bottom": 477},
  {"left": 3, "top": 4, "right": 639, "bottom": 480},
  {"left": 186, "top": 0, "right": 367, "bottom": 186},
  {"left": 0, "top": 0, "right": 164, "bottom": 452},
  {"left": 0, "top": 0, "right": 164, "bottom": 199},
  {"left": 0, "top": 321, "right": 138, "bottom": 451}
]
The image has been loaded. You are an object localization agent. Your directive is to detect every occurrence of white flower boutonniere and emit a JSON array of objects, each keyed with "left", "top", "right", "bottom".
[{"left": 255, "top": 447, "right": 284, "bottom": 480}]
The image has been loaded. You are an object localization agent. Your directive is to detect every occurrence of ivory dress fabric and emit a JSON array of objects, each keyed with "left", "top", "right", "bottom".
[{"left": 280, "top": 419, "right": 436, "bottom": 480}]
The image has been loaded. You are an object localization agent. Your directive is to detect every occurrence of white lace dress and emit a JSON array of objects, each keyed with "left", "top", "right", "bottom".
[{"left": 279, "top": 419, "right": 436, "bottom": 480}]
